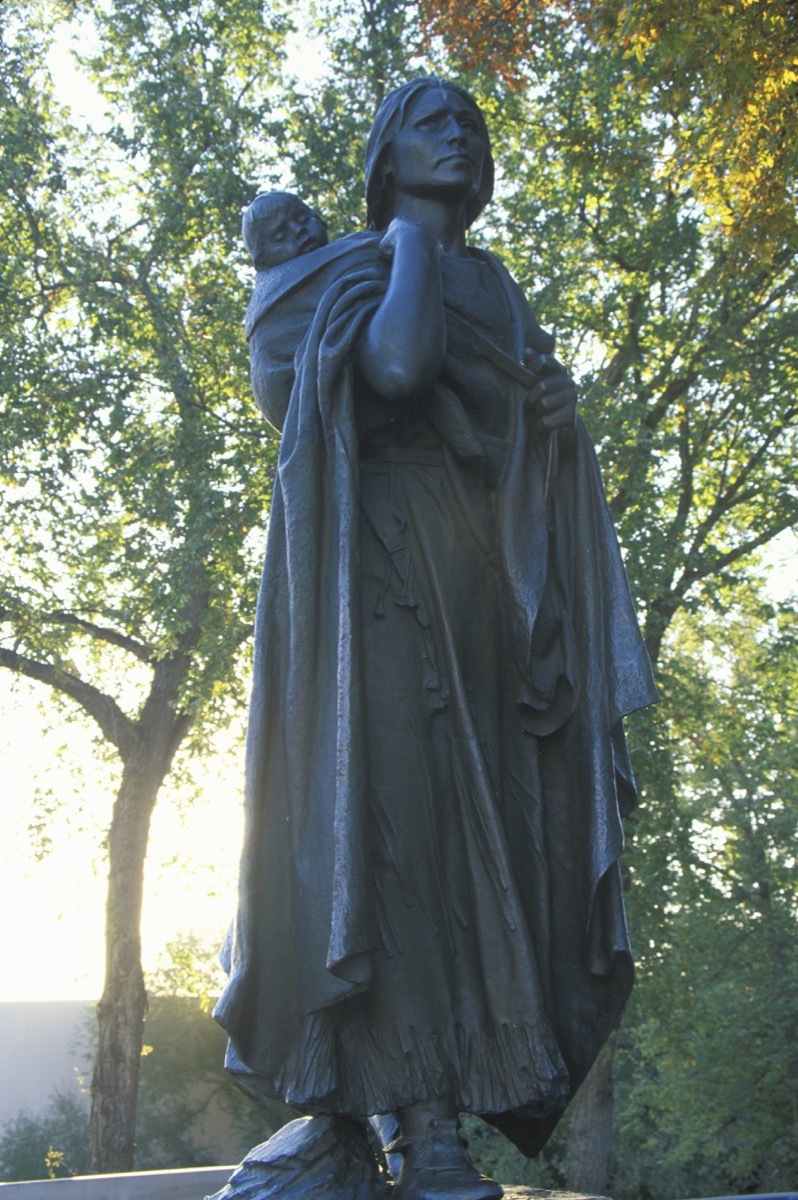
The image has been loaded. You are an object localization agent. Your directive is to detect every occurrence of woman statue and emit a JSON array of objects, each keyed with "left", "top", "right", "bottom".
[{"left": 214, "top": 77, "right": 656, "bottom": 1200}]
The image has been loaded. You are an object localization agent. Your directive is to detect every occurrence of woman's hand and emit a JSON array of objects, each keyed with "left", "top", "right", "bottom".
[{"left": 523, "top": 348, "right": 577, "bottom": 435}]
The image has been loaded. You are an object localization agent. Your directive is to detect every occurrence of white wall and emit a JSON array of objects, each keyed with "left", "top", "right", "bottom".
[{"left": 0, "top": 1003, "right": 93, "bottom": 1129}]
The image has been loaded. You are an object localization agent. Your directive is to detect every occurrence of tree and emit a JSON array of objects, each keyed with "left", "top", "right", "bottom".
[
  {"left": 279, "top": 0, "right": 421, "bottom": 229},
  {"left": 613, "top": 601, "right": 798, "bottom": 1198},
  {"left": 472, "top": 35, "right": 798, "bottom": 649},
  {"left": 0, "top": 0, "right": 290, "bottom": 1171},
  {"left": 417, "top": 0, "right": 798, "bottom": 254},
  {"left": 1, "top": 0, "right": 430, "bottom": 1170}
]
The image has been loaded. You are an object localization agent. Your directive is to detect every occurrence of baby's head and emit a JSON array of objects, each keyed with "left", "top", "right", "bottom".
[{"left": 242, "top": 191, "right": 328, "bottom": 269}]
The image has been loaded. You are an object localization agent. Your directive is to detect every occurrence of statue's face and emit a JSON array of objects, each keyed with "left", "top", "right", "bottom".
[
  {"left": 254, "top": 197, "right": 328, "bottom": 267},
  {"left": 386, "top": 87, "right": 485, "bottom": 210}
]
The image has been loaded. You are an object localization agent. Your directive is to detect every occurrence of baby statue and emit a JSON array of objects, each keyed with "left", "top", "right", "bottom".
[{"left": 242, "top": 190, "right": 328, "bottom": 269}]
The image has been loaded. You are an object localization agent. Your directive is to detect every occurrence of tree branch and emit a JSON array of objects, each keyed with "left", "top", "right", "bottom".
[
  {"left": 0, "top": 647, "right": 140, "bottom": 759},
  {"left": 681, "top": 518, "right": 798, "bottom": 589},
  {"left": 0, "top": 606, "right": 155, "bottom": 664}
]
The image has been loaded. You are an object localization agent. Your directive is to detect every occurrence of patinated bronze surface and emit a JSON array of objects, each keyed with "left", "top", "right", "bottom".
[{"left": 214, "top": 77, "right": 656, "bottom": 1200}]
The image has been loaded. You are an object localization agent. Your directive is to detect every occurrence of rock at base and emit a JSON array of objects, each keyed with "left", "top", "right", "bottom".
[
  {"left": 206, "top": 1116, "right": 391, "bottom": 1200},
  {"left": 501, "top": 1191, "right": 609, "bottom": 1200}
]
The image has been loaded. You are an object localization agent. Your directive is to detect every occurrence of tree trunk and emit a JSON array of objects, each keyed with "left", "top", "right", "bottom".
[
  {"left": 86, "top": 654, "right": 194, "bottom": 1172},
  {"left": 87, "top": 759, "right": 157, "bottom": 1173},
  {"left": 565, "top": 1049, "right": 615, "bottom": 1197}
]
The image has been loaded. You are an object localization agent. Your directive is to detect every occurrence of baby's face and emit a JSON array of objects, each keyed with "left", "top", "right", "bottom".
[{"left": 256, "top": 198, "right": 328, "bottom": 267}]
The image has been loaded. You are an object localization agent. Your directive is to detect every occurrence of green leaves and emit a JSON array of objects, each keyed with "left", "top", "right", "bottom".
[
  {"left": 418, "top": 0, "right": 798, "bottom": 255},
  {"left": 468, "top": 32, "right": 798, "bottom": 665},
  {"left": 0, "top": 0, "right": 289, "bottom": 733},
  {"left": 587, "top": 0, "right": 798, "bottom": 256},
  {"left": 615, "top": 602, "right": 798, "bottom": 1197}
]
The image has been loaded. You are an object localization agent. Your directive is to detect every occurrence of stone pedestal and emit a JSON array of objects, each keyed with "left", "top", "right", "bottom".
[{"left": 0, "top": 1177, "right": 608, "bottom": 1200}]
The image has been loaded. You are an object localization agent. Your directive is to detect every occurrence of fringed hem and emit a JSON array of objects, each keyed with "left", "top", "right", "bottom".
[{"left": 254, "top": 1009, "right": 571, "bottom": 1120}]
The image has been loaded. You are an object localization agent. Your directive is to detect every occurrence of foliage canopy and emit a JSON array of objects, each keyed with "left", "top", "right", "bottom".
[{"left": 418, "top": 0, "right": 798, "bottom": 255}]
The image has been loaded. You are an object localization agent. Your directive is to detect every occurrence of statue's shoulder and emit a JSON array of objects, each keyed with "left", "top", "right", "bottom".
[{"left": 467, "top": 247, "right": 555, "bottom": 357}]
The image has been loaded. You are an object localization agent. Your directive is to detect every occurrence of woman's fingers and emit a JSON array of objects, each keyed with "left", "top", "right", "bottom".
[{"left": 527, "top": 375, "right": 578, "bottom": 432}]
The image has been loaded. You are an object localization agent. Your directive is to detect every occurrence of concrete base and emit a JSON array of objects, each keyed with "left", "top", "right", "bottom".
[
  {"left": 0, "top": 1172, "right": 609, "bottom": 1200},
  {"left": 0, "top": 1168, "right": 232, "bottom": 1200}
]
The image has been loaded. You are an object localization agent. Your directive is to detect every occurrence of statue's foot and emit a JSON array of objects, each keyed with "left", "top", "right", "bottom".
[{"left": 388, "top": 1117, "right": 502, "bottom": 1200}]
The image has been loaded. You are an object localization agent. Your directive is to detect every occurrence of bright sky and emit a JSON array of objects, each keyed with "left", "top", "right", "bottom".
[{"left": 1, "top": 676, "right": 245, "bottom": 1000}]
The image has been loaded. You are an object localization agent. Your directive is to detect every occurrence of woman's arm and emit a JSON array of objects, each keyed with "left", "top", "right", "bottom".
[{"left": 358, "top": 217, "right": 447, "bottom": 402}]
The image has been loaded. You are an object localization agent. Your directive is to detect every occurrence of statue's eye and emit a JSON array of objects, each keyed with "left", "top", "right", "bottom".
[{"left": 416, "top": 114, "right": 441, "bottom": 130}]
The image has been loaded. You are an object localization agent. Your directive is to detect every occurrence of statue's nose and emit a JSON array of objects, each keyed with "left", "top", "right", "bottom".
[{"left": 446, "top": 121, "right": 467, "bottom": 147}]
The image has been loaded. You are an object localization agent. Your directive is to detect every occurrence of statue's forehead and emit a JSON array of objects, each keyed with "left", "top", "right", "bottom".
[
  {"left": 256, "top": 196, "right": 308, "bottom": 224},
  {"left": 403, "top": 86, "right": 476, "bottom": 122}
]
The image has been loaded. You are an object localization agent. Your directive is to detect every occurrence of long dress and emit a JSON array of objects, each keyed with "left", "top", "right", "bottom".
[{"left": 214, "top": 233, "right": 657, "bottom": 1157}]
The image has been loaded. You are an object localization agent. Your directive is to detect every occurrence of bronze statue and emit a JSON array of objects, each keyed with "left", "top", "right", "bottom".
[{"left": 214, "top": 77, "right": 656, "bottom": 1200}]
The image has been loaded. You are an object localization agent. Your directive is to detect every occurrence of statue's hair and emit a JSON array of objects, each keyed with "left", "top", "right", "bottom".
[{"left": 365, "top": 77, "right": 495, "bottom": 231}]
